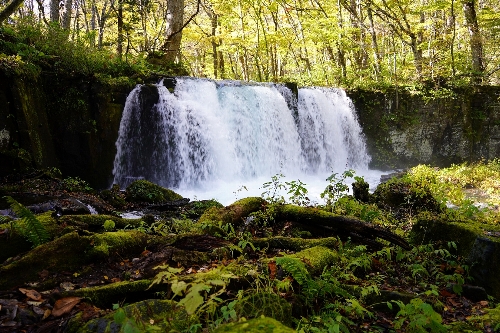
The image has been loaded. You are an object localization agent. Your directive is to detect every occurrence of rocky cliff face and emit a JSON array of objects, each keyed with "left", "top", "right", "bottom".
[
  {"left": 0, "top": 69, "right": 133, "bottom": 187},
  {"left": 347, "top": 86, "right": 500, "bottom": 170}
]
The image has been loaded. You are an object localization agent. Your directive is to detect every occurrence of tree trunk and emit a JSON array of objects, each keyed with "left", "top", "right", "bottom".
[
  {"left": 50, "top": 0, "right": 59, "bottom": 23},
  {"left": 117, "top": 0, "right": 123, "bottom": 58},
  {"left": 61, "top": 0, "right": 72, "bottom": 29},
  {"left": 462, "top": 0, "right": 484, "bottom": 82},
  {"left": 162, "top": 0, "right": 184, "bottom": 63},
  {"left": 367, "top": 7, "right": 381, "bottom": 77},
  {"left": 0, "top": 0, "right": 27, "bottom": 23}
]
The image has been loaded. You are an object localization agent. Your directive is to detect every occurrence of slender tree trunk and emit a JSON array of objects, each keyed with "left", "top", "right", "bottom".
[
  {"left": 117, "top": 0, "right": 123, "bottom": 58},
  {"left": 367, "top": 7, "right": 381, "bottom": 77},
  {"left": 163, "top": 0, "right": 184, "bottom": 62},
  {"left": 462, "top": 0, "right": 484, "bottom": 82}
]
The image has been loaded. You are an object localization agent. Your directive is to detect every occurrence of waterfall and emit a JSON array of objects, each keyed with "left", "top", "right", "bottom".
[{"left": 112, "top": 77, "right": 373, "bottom": 203}]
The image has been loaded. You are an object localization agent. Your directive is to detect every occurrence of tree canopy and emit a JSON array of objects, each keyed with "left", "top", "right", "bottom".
[{"left": 1, "top": 0, "right": 499, "bottom": 86}]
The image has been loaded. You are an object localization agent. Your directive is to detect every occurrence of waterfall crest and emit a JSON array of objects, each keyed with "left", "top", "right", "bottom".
[{"left": 113, "top": 77, "right": 371, "bottom": 193}]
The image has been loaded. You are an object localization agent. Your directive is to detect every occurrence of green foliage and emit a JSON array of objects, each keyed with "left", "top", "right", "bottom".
[
  {"left": 4, "top": 196, "right": 50, "bottom": 247},
  {"left": 62, "top": 177, "right": 94, "bottom": 193},
  {"left": 392, "top": 298, "right": 448, "bottom": 332},
  {"left": 321, "top": 170, "right": 355, "bottom": 208},
  {"left": 103, "top": 220, "right": 116, "bottom": 231},
  {"left": 125, "top": 180, "right": 183, "bottom": 203},
  {"left": 150, "top": 264, "right": 237, "bottom": 316}
]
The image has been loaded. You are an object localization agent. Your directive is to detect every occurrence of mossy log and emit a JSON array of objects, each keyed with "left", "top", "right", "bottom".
[
  {"left": 213, "top": 316, "right": 294, "bottom": 333},
  {"left": 276, "top": 204, "right": 410, "bottom": 250},
  {"left": 252, "top": 236, "right": 341, "bottom": 252}
]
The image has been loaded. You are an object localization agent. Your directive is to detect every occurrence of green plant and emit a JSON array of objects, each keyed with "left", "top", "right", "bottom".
[
  {"left": 4, "top": 196, "right": 50, "bottom": 247},
  {"left": 391, "top": 298, "right": 448, "bottom": 332},
  {"left": 103, "top": 220, "right": 116, "bottom": 231},
  {"left": 321, "top": 170, "right": 355, "bottom": 208},
  {"left": 62, "top": 177, "right": 94, "bottom": 193}
]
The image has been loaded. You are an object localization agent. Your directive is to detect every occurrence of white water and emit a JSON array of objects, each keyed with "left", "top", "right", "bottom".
[{"left": 113, "top": 77, "right": 383, "bottom": 205}]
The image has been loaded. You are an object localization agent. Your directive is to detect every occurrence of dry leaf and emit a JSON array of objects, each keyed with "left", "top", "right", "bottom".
[
  {"left": 439, "top": 289, "right": 453, "bottom": 297},
  {"left": 19, "top": 288, "right": 42, "bottom": 301},
  {"left": 268, "top": 261, "right": 277, "bottom": 280},
  {"left": 52, "top": 297, "right": 82, "bottom": 317},
  {"left": 42, "top": 309, "right": 51, "bottom": 320}
]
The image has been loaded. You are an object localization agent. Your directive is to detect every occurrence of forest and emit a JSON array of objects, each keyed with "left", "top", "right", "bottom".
[
  {"left": 2, "top": 0, "right": 500, "bottom": 332},
  {"left": 0, "top": 0, "right": 499, "bottom": 87}
]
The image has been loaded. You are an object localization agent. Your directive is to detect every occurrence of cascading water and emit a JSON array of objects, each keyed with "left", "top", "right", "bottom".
[{"left": 113, "top": 77, "right": 379, "bottom": 205}]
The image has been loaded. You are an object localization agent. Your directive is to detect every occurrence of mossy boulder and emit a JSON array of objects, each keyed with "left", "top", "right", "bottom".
[
  {"left": 125, "top": 180, "right": 183, "bottom": 203},
  {"left": 213, "top": 316, "right": 294, "bottom": 333},
  {"left": 0, "top": 230, "right": 157, "bottom": 289},
  {"left": 372, "top": 177, "right": 443, "bottom": 214},
  {"left": 72, "top": 299, "right": 197, "bottom": 333},
  {"left": 287, "top": 246, "right": 338, "bottom": 275},
  {"left": 198, "top": 197, "right": 265, "bottom": 231},
  {"left": 410, "top": 213, "right": 500, "bottom": 298},
  {"left": 235, "top": 292, "right": 293, "bottom": 327}
]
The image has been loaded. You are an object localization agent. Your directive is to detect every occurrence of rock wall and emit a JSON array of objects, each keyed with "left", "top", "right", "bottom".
[
  {"left": 347, "top": 86, "right": 500, "bottom": 170},
  {"left": 0, "top": 69, "right": 133, "bottom": 187}
]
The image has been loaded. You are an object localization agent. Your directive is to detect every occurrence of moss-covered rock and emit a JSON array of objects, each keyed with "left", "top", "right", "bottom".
[
  {"left": 410, "top": 213, "right": 500, "bottom": 298},
  {"left": 125, "top": 180, "right": 183, "bottom": 203},
  {"left": 372, "top": 177, "right": 443, "bottom": 214},
  {"left": 61, "top": 280, "right": 156, "bottom": 309},
  {"left": 58, "top": 214, "right": 141, "bottom": 231},
  {"left": 286, "top": 246, "right": 338, "bottom": 275},
  {"left": 0, "top": 230, "right": 157, "bottom": 289},
  {"left": 213, "top": 316, "right": 294, "bottom": 333},
  {"left": 235, "top": 292, "right": 293, "bottom": 327},
  {"left": 72, "top": 299, "right": 197, "bottom": 333},
  {"left": 198, "top": 197, "right": 265, "bottom": 232},
  {"left": 252, "top": 236, "right": 341, "bottom": 252}
]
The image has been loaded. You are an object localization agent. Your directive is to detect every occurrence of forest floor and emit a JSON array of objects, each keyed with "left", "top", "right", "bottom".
[{"left": 0, "top": 169, "right": 499, "bottom": 332}]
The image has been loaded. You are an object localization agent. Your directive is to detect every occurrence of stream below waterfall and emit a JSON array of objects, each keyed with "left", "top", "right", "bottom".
[{"left": 113, "top": 77, "right": 385, "bottom": 205}]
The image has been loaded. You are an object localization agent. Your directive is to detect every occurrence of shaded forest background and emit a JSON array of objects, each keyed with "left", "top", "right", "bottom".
[{"left": 0, "top": 0, "right": 499, "bottom": 87}]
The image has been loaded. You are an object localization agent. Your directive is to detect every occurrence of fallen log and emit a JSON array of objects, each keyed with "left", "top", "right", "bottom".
[{"left": 276, "top": 205, "right": 410, "bottom": 250}]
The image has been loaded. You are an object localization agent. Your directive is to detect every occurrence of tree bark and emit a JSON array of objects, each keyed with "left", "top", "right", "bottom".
[
  {"left": 462, "top": 0, "right": 484, "bottom": 82},
  {"left": 50, "top": 0, "right": 59, "bottom": 23},
  {"left": 0, "top": 0, "right": 26, "bottom": 23},
  {"left": 162, "top": 0, "right": 185, "bottom": 63},
  {"left": 61, "top": 0, "right": 72, "bottom": 29}
]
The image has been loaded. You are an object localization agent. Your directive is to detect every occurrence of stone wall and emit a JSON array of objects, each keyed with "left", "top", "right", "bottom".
[{"left": 347, "top": 86, "right": 500, "bottom": 170}]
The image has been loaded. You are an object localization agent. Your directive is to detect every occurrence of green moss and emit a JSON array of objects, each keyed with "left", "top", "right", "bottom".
[
  {"left": 62, "top": 280, "right": 153, "bottom": 309},
  {"left": 235, "top": 292, "right": 293, "bottom": 327},
  {"left": 87, "top": 231, "right": 153, "bottom": 259},
  {"left": 0, "top": 230, "right": 157, "bottom": 289},
  {"left": 73, "top": 299, "right": 198, "bottom": 333},
  {"left": 287, "top": 246, "right": 338, "bottom": 275},
  {"left": 410, "top": 213, "right": 500, "bottom": 298},
  {"left": 213, "top": 316, "right": 294, "bottom": 333},
  {"left": 252, "top": 236, "right": 341, "bottom": 252},
  {"left": 198, "top": 197, "right": 265, "bottom": 230},
  {"left": 0, "top": 231, "right": 90, "bottom": 289},
  {"left": 59, "top": 214, "right": 140, "bottom": 231},
  {"left": 125, "top": 180, "right": 183, "bottom": 203},
  {"left": 0, "top": 221, "right": 32, "bottom": 262}
]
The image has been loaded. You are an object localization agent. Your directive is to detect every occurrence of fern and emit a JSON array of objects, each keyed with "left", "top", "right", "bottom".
[
  {"left": 4, "top": 196, "right": 50, "bottom": 247},
  {"left": 275, "top": 256, "right": 311, "bottom": 285}
]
